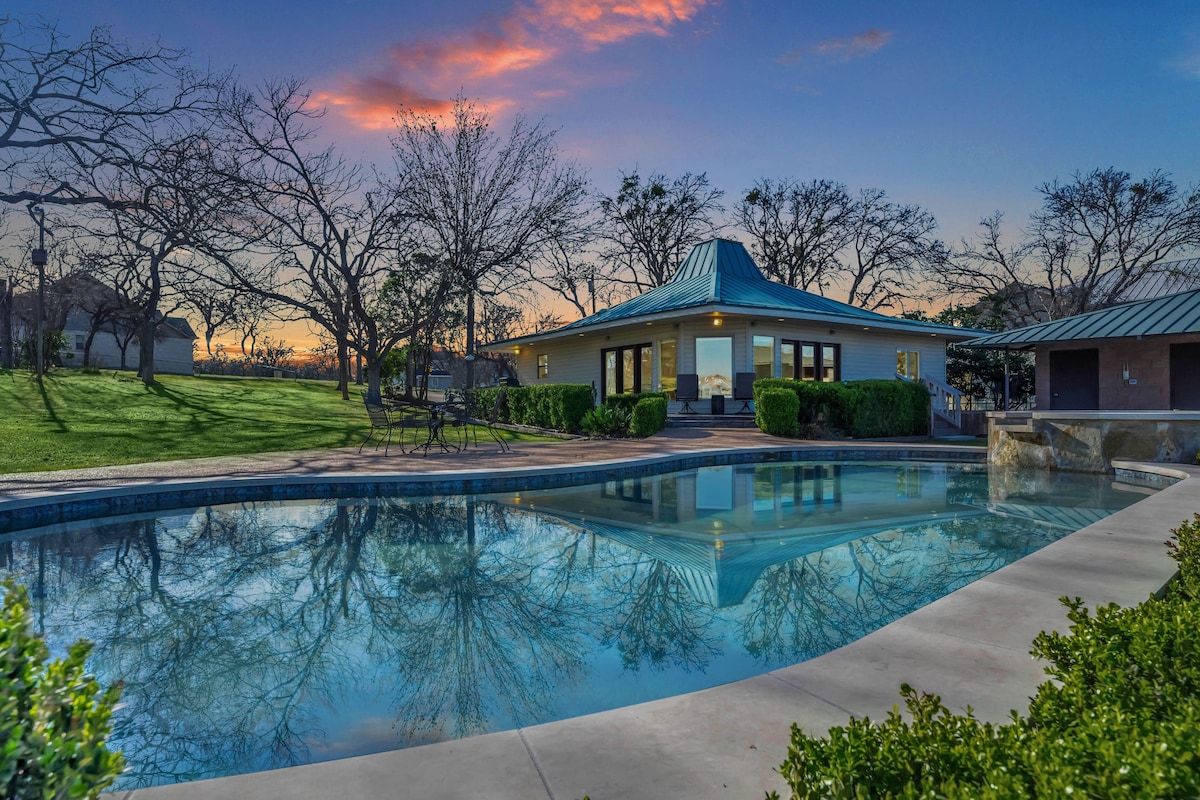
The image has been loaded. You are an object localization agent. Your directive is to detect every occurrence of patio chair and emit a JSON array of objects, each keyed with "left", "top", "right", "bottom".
[
  {"left": 733, "top": 372, "right": 756, "bottom": 413},
  {"left": 480, "top": 386, "right": 511, "bottom": 453},
  {"left": 360, "top": 393, "right": 401, "bottom": 455},
  {"left": 676, "top": 374, "right": 699, "bottom": 414}
]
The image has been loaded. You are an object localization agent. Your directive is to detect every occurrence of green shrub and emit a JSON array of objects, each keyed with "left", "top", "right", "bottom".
[
  {"left": 1, "top": 579, "right": 125, "bottom": 800},
  {"left": 629, "top": 396, "right": 668, "bottom": 437},
  {"left": 1167, "top": 512, "right": 1200, "bottom": 600},
  {"left": 845, "top": 379, "right": 930, "bottom": 438},
  {"left": 768, "top": 517, "right": 1200, "bottom": 799},
  {"left": 756, "top": 388, "right": 799, "bottom": 437},
  {"left": 466, "top": 384, "right": 593, "bottom": 432},
  {"left": 752, "top": 378, "right": 929, "bottom": 438},
  {"left": 605, "top": 391, "right": 669, "bottom": 415},
  {"left": 581, "top": 404, "right": 631, "bottom": 437}
]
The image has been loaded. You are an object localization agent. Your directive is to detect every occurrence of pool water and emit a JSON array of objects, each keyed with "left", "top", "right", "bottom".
[{"left": 0, "top": 461, "right": 1147, "bottom": 788}]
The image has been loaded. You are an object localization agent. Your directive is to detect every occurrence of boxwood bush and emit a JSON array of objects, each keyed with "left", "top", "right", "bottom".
[
  {"left": 768, "top": 515, "right": 1200, "bottom": 799},
  {"left": 629, "top": 396, "right": 668, "bottom": 438},
  {"left": 1, "top": 579, "right": 125, "bottom": 799},
  {"left": 752, "top": 378, "right": 929, "bottom": 438},
  {"left": 604, "top": 391, "right": 669, "bottom": 415},
  {"left": 468, "top": 384, "right": 594, "bottom": 433},
  {"left": 756, "top": 388, "right": 800, "bottom": 437}
]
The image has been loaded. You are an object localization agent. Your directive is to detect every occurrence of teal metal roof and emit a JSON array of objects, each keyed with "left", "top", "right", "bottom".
[
  {"left": 548, "top": 238, "right": 967, "bottom": 337},
  {"left": 962, "top": 287, "right": 1200, "bottom": 349}
]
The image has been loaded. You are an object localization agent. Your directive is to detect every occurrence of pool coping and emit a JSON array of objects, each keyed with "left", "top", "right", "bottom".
[{"left": 8, "top": 444, "right": 1186, "bottom": 800}]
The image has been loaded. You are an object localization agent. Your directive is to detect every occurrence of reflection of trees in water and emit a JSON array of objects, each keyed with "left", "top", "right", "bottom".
[
  {"left": 739, "top": 516, "right": 1047, "bottom": 666},
  {"left": 598, "top": 557, "right": 722, "bottom": 673},
  {"left": 0, "top": 489, "right": 1079, "bottom": 788},
  {"left": 375, "top": 499, "right": 590, "bottom": 741},
  {"left": 0, "top": 497, "right": 596, "bottom": 785}
]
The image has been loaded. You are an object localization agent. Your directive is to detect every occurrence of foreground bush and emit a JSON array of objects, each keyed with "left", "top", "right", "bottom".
[
  {"left": 629, "top": 396, "right": 668, "bottom": 437},
  {"left": 756, "top": 388, "right": 799, "bottom": 437},
  {"left": 469, "top": 384, "right": 593, "bottom": 432},
  {"left": 1, "top": 579, "right": 125, "bottom": 799},
  {"left": 581, "top": 404, "right": 632, "bottom": 437},
  {"left": 768, "top": 517, "right": 1200, "bottom": 798},
  {"left": 604, "top": 391, "right": 668, "bottom": 415},
  {"left": 753, "top": 378, "right": 928, "bottom": 438}
]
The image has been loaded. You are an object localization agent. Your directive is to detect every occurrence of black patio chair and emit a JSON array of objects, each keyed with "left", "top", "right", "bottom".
[
  {"left": 676, "top": 374, "right": 699, "bottom": 414},
  {"left": 360, "top": 393, "right": 400, "bottom": 455},
  {"left": 472, "top": 386, "right": 511, "bottom": 452},
  {"left": 733, "top": 372, "right": 756, "bottom": 413}
]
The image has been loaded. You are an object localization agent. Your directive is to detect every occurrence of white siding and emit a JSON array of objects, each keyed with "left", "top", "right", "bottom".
[
  {"left": 63, "top": 327, "right": 195, "bottom": 375},
  {"left": 503, "top": 314, "right": 949, "bottom": 392}
]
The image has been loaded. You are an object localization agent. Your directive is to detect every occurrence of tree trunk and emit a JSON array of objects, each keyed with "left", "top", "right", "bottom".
[
  {"left": 139, "top": 318, "right": 156, "bottom": 384},
  {"left": 366, "top": 356, "right": 382, "bottom": 403},
  {"left": 83, "top": 329, "right": 99, "bottom": 368},
  {"left": 465, "top": 288, "right": 476, "bottom": 389}
]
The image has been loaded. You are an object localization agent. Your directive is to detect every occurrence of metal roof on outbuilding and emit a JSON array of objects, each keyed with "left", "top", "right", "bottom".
[
  {"left": 492, "top": 239, "right": 975, "bottom": 346},
  {"left": 962, "top": 287, "right": 1200, "bottom": 349}
]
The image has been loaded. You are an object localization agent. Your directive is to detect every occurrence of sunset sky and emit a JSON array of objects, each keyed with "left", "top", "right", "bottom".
[{"left": 8, "top": 0, "right": 1200, "bottom": 345}]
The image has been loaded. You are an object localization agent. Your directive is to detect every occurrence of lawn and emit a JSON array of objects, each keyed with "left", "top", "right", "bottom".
[{"left": 0, "top": 369, "right": 547, "bottom": 473}]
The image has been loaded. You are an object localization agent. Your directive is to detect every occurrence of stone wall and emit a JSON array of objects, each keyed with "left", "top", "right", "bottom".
[{"left": 989, "top": 411, "right": 1200, "bottom": 473}]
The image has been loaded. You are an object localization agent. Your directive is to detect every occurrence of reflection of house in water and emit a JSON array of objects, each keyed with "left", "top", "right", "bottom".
[{"left": 508, "top": 463, "right": 984, "bottom": 608}]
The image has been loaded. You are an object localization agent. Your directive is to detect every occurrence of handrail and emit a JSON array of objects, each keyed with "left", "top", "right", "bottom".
[{"left": 897, "top": 373, "right": 964, "bottom": 430}]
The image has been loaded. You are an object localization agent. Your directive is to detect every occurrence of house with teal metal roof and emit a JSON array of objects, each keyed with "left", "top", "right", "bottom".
[{"left": 488, "top": 239, "right": 980, "bottom": 414}]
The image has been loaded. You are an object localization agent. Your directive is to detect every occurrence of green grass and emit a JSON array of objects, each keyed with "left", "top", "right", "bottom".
[{"left": 0, "top": 369, "right": 550, "bottom": 473}]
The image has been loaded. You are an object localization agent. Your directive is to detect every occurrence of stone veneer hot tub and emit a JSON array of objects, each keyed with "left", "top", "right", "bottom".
[{"left": 988, "top": 410, "right": 1200, "bottom": 472}]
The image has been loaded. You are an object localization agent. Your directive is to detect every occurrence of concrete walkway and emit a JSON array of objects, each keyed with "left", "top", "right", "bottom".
[{"left": 1, "top": 433, "right": 1189, "bottom": 800}]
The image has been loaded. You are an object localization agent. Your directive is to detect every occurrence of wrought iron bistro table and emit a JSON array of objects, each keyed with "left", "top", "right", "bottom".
[{"left": 410, "top": 401, "right": 458, "bottom": 455}]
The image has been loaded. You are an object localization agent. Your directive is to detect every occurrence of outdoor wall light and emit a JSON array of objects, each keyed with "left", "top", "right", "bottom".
[{"left": 712, "top": 318, "right": 723, "bottom": 327}]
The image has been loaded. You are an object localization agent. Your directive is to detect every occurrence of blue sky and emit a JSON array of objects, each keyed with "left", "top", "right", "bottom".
[{"left": 10, "top": 0, "right": 1200, "bottom": 254}]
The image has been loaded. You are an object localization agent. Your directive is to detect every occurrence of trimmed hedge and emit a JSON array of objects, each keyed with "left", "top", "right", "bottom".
[
  {"left": 756, "top": 388, "right": 799, "bottom": 437},
  {"left": 768, "top": 516, "right": 1200, "bottom": 799},
  {"left": 629, "top": 396, "right": 668, "bottom": 438},
  {"left": 468, "top": 384, "right": 594, "bottom": 433},
  {"left": 605, "top": 391, "right": 669, "bottom": 414},
  {"left": 753, "top": 378, "right": 929, "bottom": 438}
]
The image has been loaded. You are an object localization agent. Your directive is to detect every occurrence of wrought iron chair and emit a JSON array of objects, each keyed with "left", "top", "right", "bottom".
[{"left": 360, "top": 393, "right": 401, "bottom": 455}]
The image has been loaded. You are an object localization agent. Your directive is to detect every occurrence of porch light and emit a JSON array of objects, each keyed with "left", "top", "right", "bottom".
[{"left": 712, "top": 317, "right": 723, "bottom": 327}]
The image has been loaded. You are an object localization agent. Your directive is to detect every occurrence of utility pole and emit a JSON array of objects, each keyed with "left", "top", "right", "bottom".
[{"left": 28, "top": 205, "right": 48, "bottom": 383}]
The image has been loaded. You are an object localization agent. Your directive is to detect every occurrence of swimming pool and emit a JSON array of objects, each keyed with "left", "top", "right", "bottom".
[{"left": 0, "top": 460, "right": 1148, "bottom": 788}]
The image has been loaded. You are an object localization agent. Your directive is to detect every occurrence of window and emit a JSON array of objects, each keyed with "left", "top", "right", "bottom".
[
  {"left": 695, "top": 336, "right": 733, "bottom": 398},
  {"left": 537, "top": 354, "right": 548, "bottom": 379},
  {"left": 753, "top": 335, "right": 774, "bottom": 380},
  {"left": 822, "top": 344, "right": 840, "bottom": 382},
  {"left": 659, "top": 338, "right": 677, "bottom": 398},
  {"left": 601, "top": 343, "right": 652, "bottom": 398},
  {"left": 781, "top": 341, "right": 795, "bottom": 378},
  {"left": 783, "top": 339, "right": 840, "bottom": 382},
  {"left": 896, "top": 349, "right": 920, "bottom": 379},
  {"left": 74, "top": 334, "right": 85, "bottom": 351}
]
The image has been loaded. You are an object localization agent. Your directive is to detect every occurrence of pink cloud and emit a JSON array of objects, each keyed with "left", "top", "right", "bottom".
[
  {"left": 779, "top": 27, "right": 893, "bottom": 65},
  {"left": 319, "top": 0, "right": 714, "bottom": 128}
]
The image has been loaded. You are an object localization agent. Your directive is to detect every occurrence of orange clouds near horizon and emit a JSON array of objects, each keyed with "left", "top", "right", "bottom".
[{"left": 316, "top": 0, "right": 715, "bottom": 129}]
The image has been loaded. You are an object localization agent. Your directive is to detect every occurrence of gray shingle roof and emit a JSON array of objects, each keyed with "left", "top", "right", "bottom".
[{"left": 962, "top": 287, "right": 1200, "bottom": 348}]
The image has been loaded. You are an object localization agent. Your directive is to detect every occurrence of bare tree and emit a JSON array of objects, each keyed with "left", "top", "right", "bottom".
[
  {"left": 0, "top": 16, "right": 221, "bottom": 209},
  {"left": 736, "top": 178, "right": 853, "bottom": 293},
  {"left": 930, "top": 169, "right": 1200, "bottom": 325},
  {"left": 597, "top": 170, "right": 724, "bottom": 292},
  {"left": 839, "top": 188, "right": 945, "bottom": 311},
  {"left": 391, "top": 96, "right": 589, "bottom": 388},
  {"left": 1029, "top": 168, "right": 1200, "bottom": 315},
  {"left": 220, "top": 79, "right": 449, "bottom": 399}
]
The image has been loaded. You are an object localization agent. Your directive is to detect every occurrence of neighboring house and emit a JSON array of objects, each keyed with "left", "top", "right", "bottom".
[
  {"left": 487, "top": 239, "right": 979, "bottom": 405},
  {"left": 962, "top": 288, "right": 1200, "bottom": 410},
  {"left": 12, "top": 273, "right": 196, "bottom": 375}
]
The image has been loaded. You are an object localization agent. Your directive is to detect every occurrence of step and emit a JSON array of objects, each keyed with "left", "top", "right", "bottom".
[{"left": 666, "top": 414, "right": 759, "bottom": 429}]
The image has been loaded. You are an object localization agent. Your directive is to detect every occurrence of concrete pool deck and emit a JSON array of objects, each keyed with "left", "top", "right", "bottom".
[{"left": 0, "top": 431, "right": 1190, "bottom": 800}]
